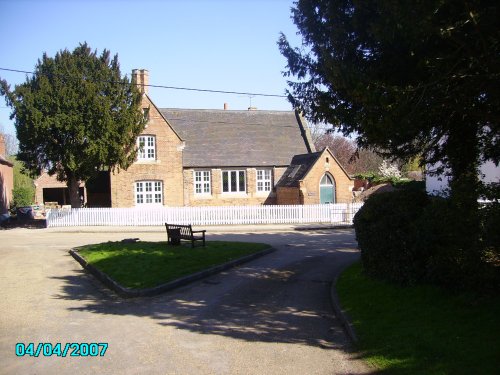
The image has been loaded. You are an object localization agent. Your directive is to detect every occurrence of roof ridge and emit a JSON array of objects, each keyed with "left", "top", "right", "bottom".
[{"left": 159, "top": 108, "right": 294, "bottom": 113}]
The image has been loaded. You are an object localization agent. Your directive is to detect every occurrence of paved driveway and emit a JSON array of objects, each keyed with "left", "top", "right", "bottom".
[{"left": 0, "top": 226, "right": 371, "bottom": 375}]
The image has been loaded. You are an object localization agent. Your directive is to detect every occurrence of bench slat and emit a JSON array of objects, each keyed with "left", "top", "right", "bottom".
[{"left": 165, "top": 223, "right": 206, "bottom": 248}]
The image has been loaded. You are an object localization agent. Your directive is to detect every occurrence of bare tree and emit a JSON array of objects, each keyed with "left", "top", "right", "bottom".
[
  {"left": 315, "top": 133, "right": 356, "bottom": 172},
  {"left": 307, "top": 122, "right": 331, "bottom": 143},
  {"left": 350, "top": 148, "right": 384, "bottom": 175},
  {"left": 0, "top": 125, "right": 18, "bottom": 156},
  {"left": 314, "top": 133, "right": 385, "bottom": 175}
]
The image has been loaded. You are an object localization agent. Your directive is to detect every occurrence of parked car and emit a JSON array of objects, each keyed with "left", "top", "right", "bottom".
[{"left": 0, "top": 213, "right": 11, "bottom": 227}]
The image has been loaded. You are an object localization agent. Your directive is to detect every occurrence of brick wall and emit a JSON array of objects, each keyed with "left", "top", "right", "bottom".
[
  {"left": 109, "top": 94, "right": 184, "bottom": 207},
  {"left": 34, "top": 172, "right": 85, "bottom": 205},
  {"left": 0, "top": 135, "right": 5, "bottom": 156},
  {"left": 276, "top": 186, "right": 301, "bottom": 205},
  {"left": 183, "top": 167, "right": 287, "bottom": 206},
  {"left": 0, "top": 164, "right": 13, "bottom": 214},
  {"left": 0, "top": 136, "right": 13, "bottom": 213},
  {"left": 301, "top": 150, "right": 353, "bottom": 204}
]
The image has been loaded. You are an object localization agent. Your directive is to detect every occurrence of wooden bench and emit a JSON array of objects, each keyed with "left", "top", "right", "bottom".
[{"left": 165, "top": 223, "right": 206, "bottom": 248}]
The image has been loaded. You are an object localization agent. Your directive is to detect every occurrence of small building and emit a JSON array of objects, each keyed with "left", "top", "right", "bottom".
[
  {"left": 276, "top": 148, "right": 353, "bottom": 205},
  {"left": 34, "top": 173, "right": 86, "bottom": 207},
  {"left": 0, "top": 135, "right": 14, "bottom": 214}
]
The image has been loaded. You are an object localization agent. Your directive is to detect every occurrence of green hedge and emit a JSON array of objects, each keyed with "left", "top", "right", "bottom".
[
  {"left": 354, "top": 191, "right": 500, "bottom": 293},
  {"left": 353, "top": 190, "right": 430, "bottom": 285}
]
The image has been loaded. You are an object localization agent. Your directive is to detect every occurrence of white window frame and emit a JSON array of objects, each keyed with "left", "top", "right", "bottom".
[
  {"left": 256, "top": 169, "right": 272, "bottom": 192},
  {"left": 194, "top": 170, "right": 211, "bottom": 195},
  {"left": 137, "top": 135, "right": 156, "bottom": 160},
  {"left": 135, "top": 181, "right": 162, "bottom": 205},
  {"left": 222, "top": 170, "right": 246, "bottom": 193}
]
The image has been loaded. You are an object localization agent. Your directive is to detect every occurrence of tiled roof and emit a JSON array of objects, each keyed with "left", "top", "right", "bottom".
[
  {"left": 159, "top": 108, "right": 314, "bottom": 167},
  {"left": 276, "top": 151, "right": 323, "bottom": 187},
  {"left": 0, "top": 154, "right": 14, "bottom": 167}
]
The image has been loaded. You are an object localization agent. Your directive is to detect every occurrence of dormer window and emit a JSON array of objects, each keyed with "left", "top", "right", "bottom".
[{"left": 137, "top": 135, "right": 156, "bottom": 160}]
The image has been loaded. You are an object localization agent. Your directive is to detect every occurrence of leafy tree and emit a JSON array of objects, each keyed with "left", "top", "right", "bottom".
[
  {"left": 278, "top": 0, "right": 499, "bottom": 209},
  {"left": 11, "top": 187, "right": 34, "bottom": 209},
  {"left": 279, "top": 0, "right": 499, "bottom": 264},
  {"left": 8, "top": 156, "right": 35, "bottom": 202},
  {"left": 0, "top": 43, "right": 145, "bottom": 207}
]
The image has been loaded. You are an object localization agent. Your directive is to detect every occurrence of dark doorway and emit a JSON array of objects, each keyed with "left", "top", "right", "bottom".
[
  {"left": 86, "top": 171, "right": 111, "bottom": 207},
  {"left": 43, "top": 187, "right": 85, "bottom": 206}
]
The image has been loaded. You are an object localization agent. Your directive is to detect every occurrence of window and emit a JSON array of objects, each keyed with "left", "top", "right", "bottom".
[
  {"left": 256, "top": 169, "right": 272, "bottom": 192},
  {"left": 194, "top": 171, "right": 211, "bottom": 194},
  {"left": 320, "top": 174, "right": 335, "bottom": 204},
  {"left": 135, "top": 181, "right": 162, "bottom": 205},
  {"left": 137, "top": 135, "right": 155, "bottom": 160},
  {"left": 143, "top": 107, "right": 150, "bottom": 122},
  {"left": 222, "top": 170, "right": 246, "bottom": 193},
  {"left": 320, "top": 174, "right": 334, "bottom": 186}
]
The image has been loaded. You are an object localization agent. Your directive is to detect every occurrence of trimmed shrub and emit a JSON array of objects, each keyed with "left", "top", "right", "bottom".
[
  {"left": 417, "top": 198, "right": 499, "bottom": 293},
  {"left": 353, "top": 189, "right": 430, "bottom": 285},
  {"left": 354, "top": 184, "right": 499, "bottom": 293},
  {"left": 480, "top": 201, "right": 500, "bottom": 291},
  {"left": 481, "top": 201, "right": 500, "bottom": 253},
  {"left": 392, "top": 180, "right": 425, "bottom": 192},
  {"left": 416, "top": 198, "right": 476, "bottom": 289}
]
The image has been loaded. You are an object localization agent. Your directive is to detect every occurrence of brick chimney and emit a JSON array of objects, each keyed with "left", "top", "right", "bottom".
[
  {"left": 132, "top": 69, "right": 149, "bottom": 95},
  {"left": 0, "top": 134, "right": 6, "bottom": 156},
  {"left": 224, "top": 103, "right": 229, "bottom": 110}
]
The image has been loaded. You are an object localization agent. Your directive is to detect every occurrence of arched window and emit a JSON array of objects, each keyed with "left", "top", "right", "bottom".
[{"left": 320, "top": 174, "right": 336, "bottom": 204}]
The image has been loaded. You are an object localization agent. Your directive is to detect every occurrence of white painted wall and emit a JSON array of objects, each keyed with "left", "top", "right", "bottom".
[{"left": 426, "top": 161, "right": 500, "bottom": 195}]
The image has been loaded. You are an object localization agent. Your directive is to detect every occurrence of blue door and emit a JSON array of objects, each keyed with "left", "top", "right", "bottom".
[{"left": 320, "top": 174, "right": 335, "bottom": 204}]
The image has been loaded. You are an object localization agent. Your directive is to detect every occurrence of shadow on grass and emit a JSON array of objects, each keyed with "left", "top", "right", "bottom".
[
  {"left": 76, "top": 241, "right": 271, "bottom": 289},
  {"left": 52, "top": 230, "right": 368, "bottom": 354},
  {"left": 337, "top": 262, "right": 500, "bottom": 375}
]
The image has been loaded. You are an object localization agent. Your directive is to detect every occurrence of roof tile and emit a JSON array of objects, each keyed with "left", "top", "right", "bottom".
[{"left": 160, "top": 108, "right": 312, "bottom": 167}]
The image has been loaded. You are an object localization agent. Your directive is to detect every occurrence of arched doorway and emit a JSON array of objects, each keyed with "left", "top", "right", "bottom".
[{"left": 320, "top": 173, "right": 335, "bottom": 204}]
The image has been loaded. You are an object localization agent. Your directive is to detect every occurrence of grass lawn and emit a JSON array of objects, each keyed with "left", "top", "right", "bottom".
[
  {"left": 77, "top": 241, "right": 270, "bottom": 289},
  {"left": 337, "top": 262, "right": 500, "bottom": 375}
]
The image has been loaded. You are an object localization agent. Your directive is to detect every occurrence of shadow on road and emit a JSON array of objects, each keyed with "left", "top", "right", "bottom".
[{"left": 53, "top": 230, "right": 361, "bottom": 351}]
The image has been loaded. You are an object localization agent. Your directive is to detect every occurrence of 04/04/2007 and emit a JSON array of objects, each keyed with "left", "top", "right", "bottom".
[{"left": 15, "top": 342, "right": 108, "bottom": 357}]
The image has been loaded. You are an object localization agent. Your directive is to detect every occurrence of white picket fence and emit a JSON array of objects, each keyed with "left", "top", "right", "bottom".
[{"left": 45, "top": 203, "right": 364, "bottom": 228}]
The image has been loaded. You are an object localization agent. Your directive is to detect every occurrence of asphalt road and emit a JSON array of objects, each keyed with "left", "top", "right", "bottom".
[{"left": 0, "top": 226, "right": 372, "bottom": 375}]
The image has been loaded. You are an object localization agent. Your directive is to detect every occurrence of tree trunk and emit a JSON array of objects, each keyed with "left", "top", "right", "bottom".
[
  {"left": 66, "top": 174, "right": 81, "bottom": 208},
  {"left": 447, "top": 124, "right": 480, "bottom": 211},
  {"left": 446, "top": 123, "right": 482, "bottom": 282}
]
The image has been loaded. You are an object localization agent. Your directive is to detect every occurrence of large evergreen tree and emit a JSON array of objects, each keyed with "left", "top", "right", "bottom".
[
  {"left": 1, "top": 43, "right": 145, "bottom": 207},
  {"left": 278, "top": 0, "right": 499, "bottom": 208}
]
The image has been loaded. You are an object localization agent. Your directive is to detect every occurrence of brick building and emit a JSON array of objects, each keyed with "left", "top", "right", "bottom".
[
  {"left": 35, "top": 69, "right": 354, "bottom": 207},
  {"left": 34, "top": 173, "right": 86, "bottom": 207},
  {"left": 0, "top": 135, "right": 14, "bottom": 214},
  {"left": 276, "top": 148, "right": 353, "bottom": 205}
]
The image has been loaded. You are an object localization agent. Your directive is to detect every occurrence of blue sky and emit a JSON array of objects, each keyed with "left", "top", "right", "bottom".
[{"left": 0, "top": 0, "right": 302, "bottom": 136}]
